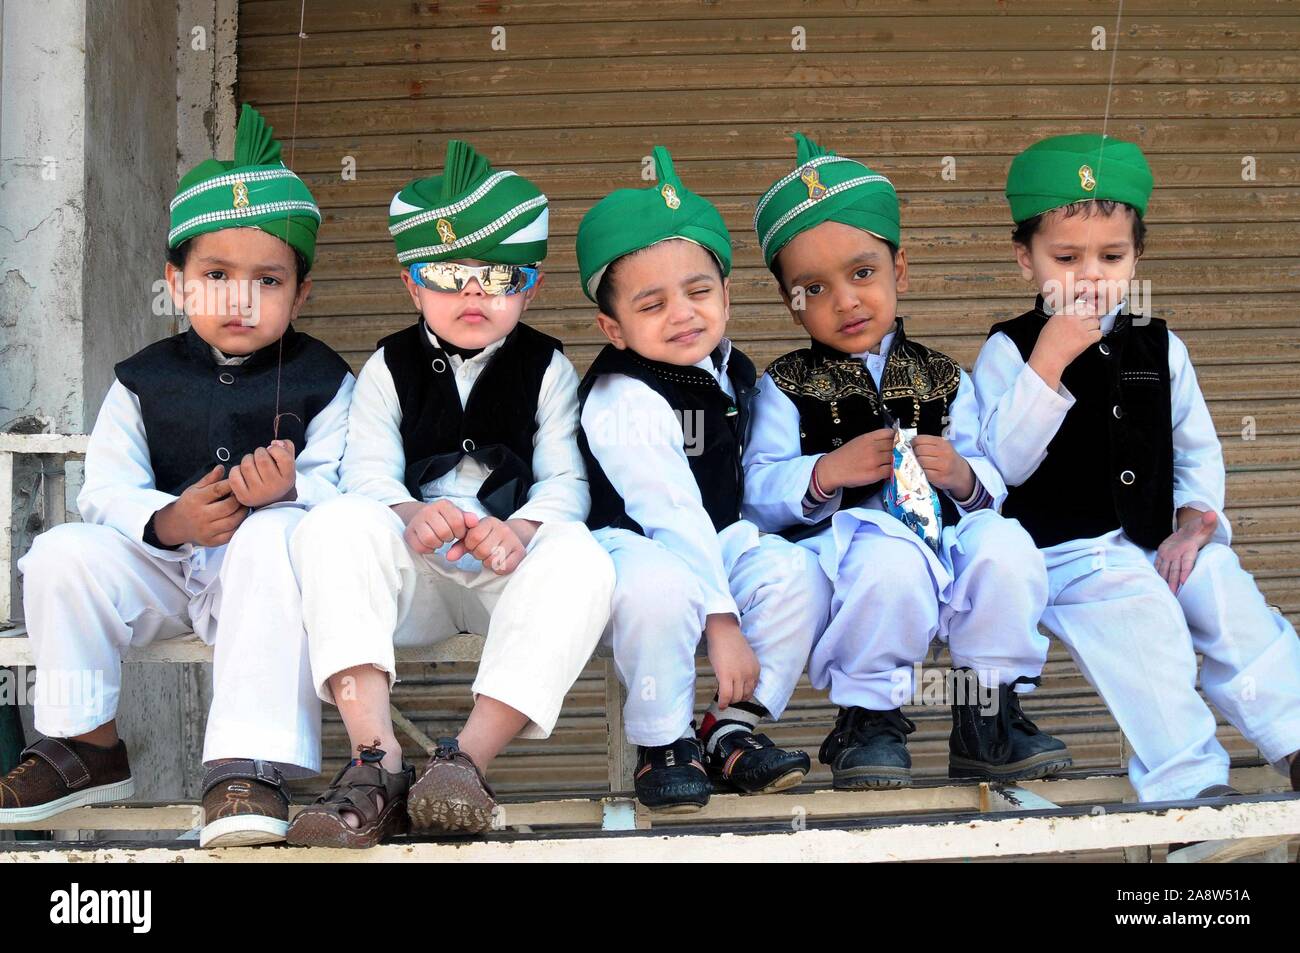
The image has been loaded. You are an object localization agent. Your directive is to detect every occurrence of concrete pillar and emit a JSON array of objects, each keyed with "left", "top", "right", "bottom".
[{"left": 0, "top": 0, "right": 237, "bottom": 826}]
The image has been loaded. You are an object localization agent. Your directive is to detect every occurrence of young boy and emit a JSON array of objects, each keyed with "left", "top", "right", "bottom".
[
  {"left": 743, "top": 133, "right": 1072, "bottom": 790},
  {"left": 972, "top": 132, "right": 1300, "bottom": 804},
  {"left": 286, "top": 141, "right": 613, "bottom": 847},
  {"left": 575, "top": 148, "right": 829, "bottom": 813},
  {"left": 2, "top": 105, "right": 354, "bottom": 847}
]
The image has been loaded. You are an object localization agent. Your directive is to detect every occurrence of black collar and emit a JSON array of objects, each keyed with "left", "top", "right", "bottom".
[{"left": 417, "top": 319, "right": 516, "bottom": 370}]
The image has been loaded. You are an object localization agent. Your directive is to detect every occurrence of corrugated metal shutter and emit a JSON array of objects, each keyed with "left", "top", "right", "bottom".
[{"left": 237, "top": 0, "right": 1299, "bottom": 796}]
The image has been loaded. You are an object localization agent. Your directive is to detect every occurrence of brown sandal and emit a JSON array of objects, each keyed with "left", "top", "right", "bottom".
[
  {"left": 286, "top": 745, "right": 415, "bottom": 849},
  {"left": 407, "top": 737, "right": 498, "bottom": 835}
]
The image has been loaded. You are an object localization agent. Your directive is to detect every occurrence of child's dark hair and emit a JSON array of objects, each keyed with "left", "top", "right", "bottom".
[
  {"left": 770, "top": 237, "right": 900, "bottom": 294},
  {"left": 1011, "top": 199, "right": 1146, "bottom": 255},
  {"left": 595, "top": 242, "right": 725, "bottom": 319},
  {"left": 166, "top": 238, "right": 311, "bottom": 284}
]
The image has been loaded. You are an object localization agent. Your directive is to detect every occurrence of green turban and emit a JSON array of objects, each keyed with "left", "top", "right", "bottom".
[
  {"left": 575, "top": 146, "right": 732, "bottom": 302},
  {"left": 754, "top": 133, "right": 899, "bottom": 270},
  {"left": 388, "top": 140, "right": 548, "bottom": 266},
  {"left": 1006, "top": 133, "right": 1153, "bottom": 223},
  {"left": 169, "top": 104, "right": 321, "bottom": 268}
]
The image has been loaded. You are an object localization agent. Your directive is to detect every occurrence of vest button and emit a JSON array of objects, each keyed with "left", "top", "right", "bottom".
[
  {"left": 216, "top": 447, "right": 231, "bottom": 462},
  {"left": 1119, "top": 469, "right": 1135, "bottom": 485},
  {"left": 431, "top": 358, "right": 447, "bottom": 374},
  {"left": 1098, "top": 343, "right": 1111, "bottom": 356},
  {"left": 462, "top": 438, "right": 476, "bottom": 452},
  {"left": 218, "top": 372, "right": 235, "bottom": 385},
  {"left": 1112, "top": 405, "right": 1124, "bottom": 419}
]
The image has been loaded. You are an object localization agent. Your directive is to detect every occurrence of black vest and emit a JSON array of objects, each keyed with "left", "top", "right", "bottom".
[
  {"left": 578, "top": 343, "right": 758, "bottom": 534},
  {"left": 766, "top": 320, "right": 963, "bottom": 541},
  {"left": 990, "top": 298, "right": 1174, "bottom": 550},
  {"left": 378, "top": 320, "right": 562, "bottom": 520},
  {"left": 113, "top": 326, "right": 350, "bottom": 496}
]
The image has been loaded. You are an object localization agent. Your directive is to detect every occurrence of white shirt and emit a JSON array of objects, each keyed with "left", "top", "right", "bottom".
[
  {"left": 741, "top": 335, "right": 1006, "bottom": 534},
  {"left": 580, "top": 339, "right": 741, "bottom": 619},
  {"left": 971, "top": 304, "right": 1230, "bottom": 546},
  {"left": 78, "top": 370, "right": 355, "bottom": 564},
  {"left": 340, "top": 326, "right": 589, "bottom": 527}
]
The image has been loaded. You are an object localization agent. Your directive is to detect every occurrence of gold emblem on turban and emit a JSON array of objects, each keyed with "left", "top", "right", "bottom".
[
  {"left": 436, "top": 217, "right": 457, "bottom": 243},
  {"left": 801, "top": 168, "right": 829, "bottom": 201},
  {"left": 232, "top": 180, "right": 250, "bottom": 209},
  {"left": 1078, "top": 164, "right": 1097, "bottom": 192},
  {"left": 661, "top": 183, "right": 681, "bottom": 210}
]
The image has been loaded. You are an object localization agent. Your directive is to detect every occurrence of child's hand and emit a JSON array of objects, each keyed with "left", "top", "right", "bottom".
[
  {"left": 152, "top": 465, "right": 248, "bottom": 547},
  {"left": 911, "top": 435, "right": 975, "bottom": 498},
  {"left": 1154, "top": 510, "right": 1218, "bottom": 594},
  {"left": 229, "top": 439, "right": 297, "bottom": 508},
  {"left": 446, "top": 514, "right": 527, "bottom": 575},
  {"left": 705, "top": 614, "right": 760, "bottom": 709},
  {"left": 817, "top": 428, "right": 895, "bottom": 492},
  {"left": 404, "top": 499, "right": 472, "bottom": 555},
  {"left": 1029, "top": 311, "right": 1103, "bottom": 390}
]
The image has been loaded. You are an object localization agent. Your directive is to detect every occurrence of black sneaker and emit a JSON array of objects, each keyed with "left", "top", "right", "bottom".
[
  {"left": 948, "top": 671, "right": 1073, "bottom": 782},
  {"left": 703, "top": 730, "right": 810, "bottom": 795},
  {"left": 634, "top": 737, "right": 711, "bottom": 813},
  {"left": 818, "top": 707, "right": 915, "bottom": 790}
]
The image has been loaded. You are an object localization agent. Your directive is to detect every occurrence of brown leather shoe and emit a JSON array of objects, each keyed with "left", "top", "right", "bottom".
[
  {"left": 199, "top": 760, "right": 291, "bottom": 848},
  {"left": 0, "top": 737, "right": 133, "bottom": 824},
  {"left": 287, "top": 745, "right": 415, "bottom": 849},
  {"left": 407, "top": 737, "right": 497, "bottom": 835}
]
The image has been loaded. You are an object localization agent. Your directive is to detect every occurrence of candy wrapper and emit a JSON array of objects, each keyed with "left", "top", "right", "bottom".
[{"left": 884, "top": 424, "right": 943, "bottom": 552}]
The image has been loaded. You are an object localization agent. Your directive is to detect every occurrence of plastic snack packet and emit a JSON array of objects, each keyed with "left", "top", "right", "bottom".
[{"left": 884, "top": 423, "right": 943, "bottom": 552}]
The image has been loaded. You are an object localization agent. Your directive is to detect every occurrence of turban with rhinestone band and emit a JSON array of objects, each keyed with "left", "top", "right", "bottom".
[
  {"left": 753, "top": 133, "right": 899, "bottom": 271},
  {"left": 575, "top": 146, "right": 732, "bottom": 303},
  {"left": 1005, "top": 133, "right": 1154, "bottom": 224},
  {"left": 388, "top": 140, "right": 549, "bottom": 266},
  {"left": 169, "top": 104, "right": 321, "bottom": 268}
]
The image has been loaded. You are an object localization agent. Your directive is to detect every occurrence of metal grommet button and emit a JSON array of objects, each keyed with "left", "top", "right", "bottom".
[
  {"left": 1098, "top": 343, "right": 1111, "bottom": 356},
  {"left": 1119, "top": 469, "right": 1135, "bottom": 485},
  {"left": 1112, "top": 405, "right": 1124, "bottom": 419},
  {"left": 462, "top": 438, "right": 476, "bottom": 452},
  {"left": 218, "top": 372, "right": 235, "bottom": 385},
  {"left": 431, "top": 358, "right": 447, "bottom": 373},
  {"left": 216, "top": 447, "right": 231, "bottom": 462}
]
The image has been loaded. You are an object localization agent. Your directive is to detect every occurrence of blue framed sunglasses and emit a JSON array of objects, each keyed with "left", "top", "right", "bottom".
[{"left": 408, "top": 261, "right": 540, "bottom": 297}]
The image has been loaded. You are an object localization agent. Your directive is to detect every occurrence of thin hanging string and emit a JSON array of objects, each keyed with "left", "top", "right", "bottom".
[
  {"left": 272, "top": 0, "right": 309, "bottom": 440},
  {"left": 1079, "top": 0, "right": 1126, "bottom": 309}
]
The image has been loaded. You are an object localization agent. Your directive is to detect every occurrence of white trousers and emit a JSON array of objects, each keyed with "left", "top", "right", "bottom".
[
  {"left": 1042, "top": 534, "right": 1300, "bottom": 802},
  {"left": 17, "top": 508, "right": 322, "bottom": 775},
  {"left": 289, "top": 495, "right": 614, "bottom": 739},
  {"left": 804, "top": 507, "right": 1051, "bottom": 712},
  {"left": 596, "top": 522, "right": 830, "bottom": 747}
]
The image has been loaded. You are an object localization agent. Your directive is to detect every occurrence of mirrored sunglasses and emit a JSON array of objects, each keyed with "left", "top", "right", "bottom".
[{"left": 409, "top": 261, "right": 540, "bottom": 296}]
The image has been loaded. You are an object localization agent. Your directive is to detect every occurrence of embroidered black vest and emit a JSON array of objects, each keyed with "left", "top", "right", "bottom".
[
  {"left": 578, "top": 343, "right": 758, "bottom": 534},
  {"left": 113, "top": 326, "right": 350, "bottom": 496},
  {"left": 990, "top": 297, "right": 1174, "bottom": 550},
  {"left": 378, "top": 320, "right": 562, "bottom": 520},
  {"left": 766, "top": 320, "right": 963, "bottom": 540}
]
